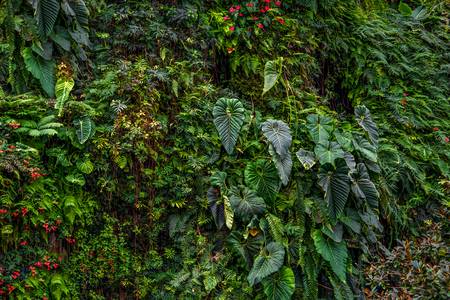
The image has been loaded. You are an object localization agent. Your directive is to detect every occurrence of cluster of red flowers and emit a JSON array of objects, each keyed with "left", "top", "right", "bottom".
[
  {"left": 29, "top": 167, "right": 44, "bottom": 181},
  {"left": 223, "top": 0, "right": 285, "bottom": 33},
  {"left": 431, "top": 127, "right": 449, "bottom": 143},
  {"left": 0, "top": 283, "right": 15, "bottom": 295},
  {"left": 65, "top": 236, "right": 76, "bottom": 245},
  {"left": 7, "top": 121, "right": 21, "bottom": 129},
  {"left": 33, "top": 258, "right": 59, "bottom": 271},
  {"left": 42, "top": 223, "right": 58, "bottom": 233}
]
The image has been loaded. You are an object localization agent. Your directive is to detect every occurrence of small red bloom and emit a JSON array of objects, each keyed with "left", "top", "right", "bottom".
[
  {"left": 0, "top": 209, "right": 7, "bottom": 214},
  {"left": 53, "top": 263, "right": 59, "bottom": 269},
  {"left": 223, "top": 16, "right": 230, "bottom": 21},
  {"left": 21, "top": 207, "right": 28, "bottom": 216},
  {"left": 275, "top": 1, "right": 282, "bottom": 6},
  {"left": 264, "top": 5, "right": 270, "bottom": 11},
  {"left": 239, "top": 13, "right": 244, "bottom": 17},
  {"left": 43, "top": 297, "right": 48, "bottom": 300},
  {"left": 11, "top": 271, "right": 20, "bottom": 280},
  {"left": 8, "top": 145, "right": 16, "bottom": 150},
  {"left": 229, "top": 26, "right": 235, "bottom": 31},
  {"left": 252, "top": 16, "right": 259, "bottom": 20},
  {"left": 7, "top": 284, "right": 15, "bottom": 294},
  {"left": 11, "top": 211, "right": 19, "bottom": 218},
  {"left": 44, "top": 261, "right": 51, "bottom": 270},
  {"left": 235, "top": 5, "right": 241, "bottom": 10},
  {"left": 34, "top": 261, "right": 42, "bottom": 268},
  {"left": 20, "top": 240, "right": 28, "bottom": 246},
  {"left": 433, "top": 127, "right": 439, "bottom": 131},
  {"left": 445, "top": 137, "right": 449, "bottom": 143},
  {"left": 264, "top": 0, "right": 271, "bottom": 3},
  {"left": 51, "top": 225, "right": 58, "bottom": 232},
  {"left": 0, "top": 150, "right": 4, "bottom": 153},
  {"left": 257, "top": 23, "right": 264, "bottom": 29},
  {"left": 246, "top": 2, "right": 254, "bottom": 7},
  {"left": 229, "top": 7, "right": 235, "bottom": 13},
  {"left": 276, "top": 17, "right": 285, "bottom": 24}
]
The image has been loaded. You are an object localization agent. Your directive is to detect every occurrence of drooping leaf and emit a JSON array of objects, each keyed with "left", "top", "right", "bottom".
[
  {"left": 317, "top": 160, "right": 350, "bottom": 220},
  {"left": 210, "top": 171, "right": 227, "bottom": 188},
  {"left": 229, "top": 186, "right": 266, "bottom": 219},
  {"left": 350, "top": 163, "right": 379, "bottom": 208},
  {"left": 68, "top": 0, "right": 89, "bottom": 25},
  {"left": 36, "top": 0, "right": 60, "bottom": 37},
  {"left": 353, "top": 135, "right": 377, "bottom": 162},
  {"left": 55, "top": 77, "right": 75, "bottom": 116},
  {"left": 245, "top": 160, "right": 280, "bottom": 201},
  {"left": 321, "top": 223, "right": 343, "bottom": 243},
  {"left": 228, "top": 231, "right": 264, "bottom": 266},
  {"left": 248, "top": 242, "right": 285, "bottom": 285},
  {"left": 269, "top": 145, "right": 292, "bottom": 186},
  {"left": 262, "top": 267, "right": 295, "bottom": 300},
  {"left": 306, "top": 114, "right": 333, "bottom": 145},
  {"left": 314, "top": 141, "right": 345, "bottom": 166},
  {"left": 343, "top": 152, "right": 356, "bottom": 172},
  {"left": 296, "top": 148, "right": 316, "bottom": 170},
  {"left": 213, "top": 98, "right": 245, "bottom": 154},
  {"left": 223, "top": 195, "right": 234, "bottom": 230},
  {"left": 262, "top": 59, "right": 281, "bottom": 95},
  {"left": 312, "top": 230, "right": 348, "bottom": 282},
  {"left": 22, "top": 48, "right": 55, "bottom": 96},
  {"left": 355, "top": 105, "right": 378, "bottom": 146},
  {"left": 74, "top": 116, "right": 92, "bottom": 144},
  {"left": 334, "top": 129, "right": 353, "bottom": 152},
  {"left": 329, "top": 275, "right": 353, "bottom": 300},
  {"left": 262, "top": 119, "right": 292, "bottom": 157},
  {"left": 207, "top": 187, "right": 224, "bottom": 230}
]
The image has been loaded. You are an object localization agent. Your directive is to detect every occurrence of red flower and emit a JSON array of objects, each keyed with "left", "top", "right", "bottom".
[
  {"left": 51, "top": 225, "right": 58, "bottom": 232},
  {"left": 229, "top": 7, "right": 235, "bottom": 13},
  {"left": 8, "top": 145, "right": 16, "bottom": 150},
  {"left": 0, "top": 150, "right": 4, "bottom": 153},
  {"left": 223, "top": 16, "right": 230, "bottom": 21},
  {"left": 246, "top": 2, "right": 254, "bottom": 7},
  {"left": 235, "top": 5, "right": 241, "bottom": 10},
  {"left": 43, "top": 297, "right": 48, "bottom": 300},
  {"left": 53, "top": 263, "right": 59, "bottom": 269},
  {"left": 0, "top": 209, "right": 7, "bottom": 214},
  {"left": 264, "top": 0, "right": 271, "bottom": 3},
  {"left": 21, "top": 207, "right": 28, "bottom": 216},
  {"left": 275, "top": 1, "right": 282, "bottom": 6},
  {"left": 239, "top": 13, "right": 244, "bottom": 17},
  {"left": 34, "top": 261, "right": 42, "bottom": 268},
  {"left": 276, "top": 17, "right": 285, "bottom": 24},
  {"left": 11, "top": 271, "right": 20, "bottom": 280},
  {"left": 445, "top": 137, "right": 449, "bottom": 143},
  {"left": 44, "top": 261, "right": 51, "bottom": 270},
  {"left": 229, "top": 26, "right": 235, "bottom": 31},
  {"left": 264, "top": 5, "right": 270, "bottom": 11},
  {"left": 227, "top": 47, "right": 235, "bottom": 54},
  {"left": 433, "top": 127, "right": 439, "bottom": 131},
  {"left": 11, "top": 211, "right": 19, "bottom": 218},
  {"left": 252, "top": 16, "right": 259, "bottom": 20},
  {"left": 7, "top": 284, "right": 15, "bottom": 294},
  {"left": 20, "top": 240, "right": 28, "bottom": 246},
  {"left": 257, "top": 23, "right": 264, "bottom": 29}
]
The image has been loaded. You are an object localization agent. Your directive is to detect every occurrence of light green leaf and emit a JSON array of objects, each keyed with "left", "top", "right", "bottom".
[
  {"left": 248, "top": 242, "right": 285, "bottom": 285},
  {"left": 262, "top": 267, "right": 295, "bottom": 300},
  {"left": 306, "top": 114, "right": 333, "bottom": 145},
  {"left": 223, "top": 195, "right": 234, "bottom": 230},
  {"left": 296, "top": 148, "right": 316, "bottom": 170},
  {"left": 55, "top": 77, "right": 75, "bottom": 116},
  {"left": 314, "top": 141, "right": 345, "bottom": 166},
  {"left": 22, "top": 47, "right": 55, "bottom": 96},
  {"left": 74, "top": 116, "right": 93, "bottom": 144},
  {"left": 76, "top": 158, "right": 94, "bottom": 174},
  {"left": 262, "top": 59, "right": 282, "bottom": 95},
  {"left": 213, "top": 98, "right": 245, "bottom": 154}
]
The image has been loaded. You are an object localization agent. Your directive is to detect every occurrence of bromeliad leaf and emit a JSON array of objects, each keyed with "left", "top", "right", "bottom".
[
  {"left": 296, "top": 149, "right": 316, "bottom": 170},
  {"left": 55, "top": 77, "right": 75, "bottom": 116},
  {"left": 306, "top": 114, "right": 333, "bottom": 145},
  {"left": 269, "top": 144, "right": 292, "bottom": 186},
  {"left": 213, "top": 98, "right": 245, "bottom": 155},
  {"left": 248, "top": 242, "right": 285, "bottom": 286},
  {"left": 317, "top": 160, "right": 350, "bottom": 220},
  {"left": 312, "top": 230, "right": 348, "bottom": 282},
  {"left": 261, "top": 119, "right": 292, "bottom": 157},
  {"left": 245, "top": 160, "right": 280, "bottom": 202},
  {"left": 350, "top": 163, "right": 379, "bottom": 208},
  {"left": 355, "top": 105, "right": 378, "bottom": 146},
  {"left": 262, "top": 266, "right": 295, "bottom": 300},
  {"left": 74, "top": 116, "right": 93, "bottom": 144},
  {"left": 314, "top": 141, "right": 345, "bottom": 166},
  {"left": 229, "top": 186, "right": 266, "bottom": 219}
]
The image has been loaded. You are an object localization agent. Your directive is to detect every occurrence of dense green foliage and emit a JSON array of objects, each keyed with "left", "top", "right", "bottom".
[{"left": 0, "top": 0, "right": 448, "bottom": 298}]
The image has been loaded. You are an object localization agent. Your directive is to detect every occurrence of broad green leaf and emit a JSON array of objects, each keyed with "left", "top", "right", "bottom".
[
  {"left": 334, "top": 129, "right": 353, "bottom": 152},
  {"left": 262, "top": 119, "right": 292, "bottom": 157},
  {"left": 314, "top": 141, "right": 345, "bottom": 166},
  {"left": 343, "top": 152, "right": 356, "bottom": 172},
  {"left": 223, "top": 195, "right": 234, "bottom": 230},
  {"left": 355, "top": 105, "right": 378, "bottom": 146},
  {"left": 262, "top": 59, "right": 281, "bottom": 95},
  {"left": 398, "top": 2, "right": 412, "bottom": 16},
  {"left": 296, "top": 149, "right": 316, "bottom": 170},
  {"left": 63, "top": 196, "right": 79, "bottom": 225},
  {"left": 262, "top": 267, "right": 295, "bottom": 300},
  {"left": 36, "top": 0, "right": 60, "bottom": 37},
  {"left": 317, "top": 160, "right": 350, "bottom": 220},
  {"left": 229, "top": 186, "right": 266, "bottom": 219},
  {"left": 65, "top": 173, "right": 85, "bottom": 186},
  {"left": 22, "top": 48, "right": 55, "bottom": 96},
  {"left": 55, "top": 77, "right": 75, "bottom": 116},
  {"left": 213, "top": 98, "right": 245, "bottom": 154},
  {"left": 269, "top": 144, "right": 292, "bottom": 186},
  {"left": 245, "top": 160, "right": 280, "bottom": 201},
  {"left": 210, "top": 171, "right": 227, "bottom": 188},
  {"left": 227, "top": 231, "right": 264, "bottom": 265},
  {"left": 350, "top": 163, "right": 379, "bottom": 208},
  {"left": 306, "top": 114, "right": 333, "bottom": 144},
  {"left": 74, "top": 116, "right": 93, "bottom": 144},
  {"left": 321, "top": 223, "right": 343, "bottom": 243},
  {"left": 353, "top": 135, "right": 377, "bottom": 162},
  {"left": 312, "top": 230, "right": 348, "bottom": 282},
  {"left": 76, "top": 158, "right": 94, "bottom": 174},
  {"left": 207, "top": 187, "right": 224, "bottom": 229},
  {"left": 248, "top": 242, "right": 285, "bottom": 285}
]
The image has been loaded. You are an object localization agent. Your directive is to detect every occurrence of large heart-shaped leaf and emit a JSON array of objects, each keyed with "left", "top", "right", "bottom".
[
  {"left": 262, "top": 59, "right": 282, "bottom": 95},
  {"left": 314, "top": 141, "right": 345, "bottom": 166},
  {"left": 317, "top": 160, "right": 350, "bottom": 220},
  {"left": 312, "top": 230, "right": 348, "bottom": 282},
  {"left": 269, "top": 145, "right": 292, "bottom": 186},
  {"left": 229, "top": 186, "right": 266, "bottom": 219},
  {"left": 74, "top": 116, "right": 93, "bottom": 144},
  {"left": 355, "top": 105, "right": 378, "bottom": 146},
  {"left": 262, "top": 119, "right": 292, "bottom": 157},
  {"left": 36, "top": 0, "right": 60, "bottom": 37},
  {"left": 350, "top": 163, "right": 379, "bottom": 208},
  {"left": 248, "top": 242, "right": 285, "bottom": 285},
  {"left": 213, "top": 98, "right": 245, "bottom": 155},
  {"left": 353, "top": 135, "right": 377, "bottom": 162},
  {"left": 262, "top": 266, "right": 295, "bottom": 300},
  {"left": 296, "top": 149, "right": 316, "bottom": 170},
  {"left": 306, "top": 114, "right": 333, "bottom": 145},
  {"left": 22, "top": 48, "right": 55, "bottom": 96},
  {"left": 245, "top": 160, "right": 280, "bottom": 201}
]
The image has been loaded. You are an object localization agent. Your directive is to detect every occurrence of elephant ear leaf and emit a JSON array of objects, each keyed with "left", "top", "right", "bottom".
[
  {"left": 22, "top": 47, "right": 55, "bottom": 96},
  {"left": 317, "top": 160, "right": 350, "bottom": 220},
  {"left": 248, "top": 242, "right": 285, "bottom": 286},
  {"left": 350, "top": 163, "right": 379, "bottom": 208},
  {"left": 269, "top": 145, "right": 292, "bottom": 186},
  {"left": 312, "top": 230, "right": 348, "bottom": 282},
  {"left": 314, "top": 141, "right": 345, "bottom": 166},
  {"left": 296, "top": 148, "right": 316, "bottom": 170},
  {"left": 36, "top": 0, "right": 60, "bottom": 37},
  {"left": 262, "top": 59, "right": 282, "bottom": 95},
  {"left": 213, "top": 98, "right": 245, "bottom": 155},
  {"left": 355, "top": 105, "right": 378, "bottom": 146},
  {"left": 74, "top": 116, "right": 93, "bottom": 144},
  {"left": 229, "top": 186, "right": 266, "bottom": 219},
  {"left": 261, "top": 119, "right": 292, "bottom": 157},
  {"left": 245, "top": 159, "right": 280, "bottom": 202},
  {"left": 306, "top": 114, "right": 333, "bottom": 145},
  {"left": 262, "top": 266, "right": 295, "bottom": 300}
]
